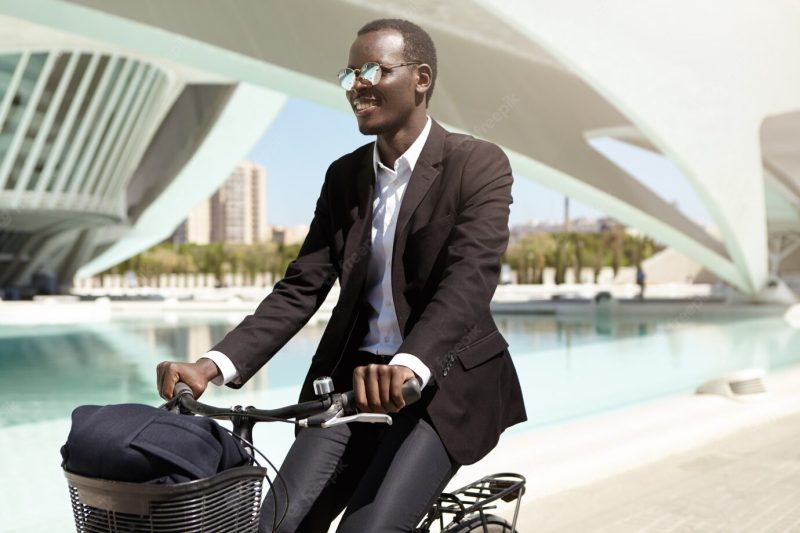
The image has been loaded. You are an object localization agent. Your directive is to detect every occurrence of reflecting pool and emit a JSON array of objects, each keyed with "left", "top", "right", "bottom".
[{"left": 2, "top": 311, "right": 799, "bottom": 530}]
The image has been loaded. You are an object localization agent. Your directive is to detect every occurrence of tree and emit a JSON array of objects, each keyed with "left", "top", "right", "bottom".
[
  {"left": 97, "top": 227, "right": 663, "bottom": 287},
  {"left": 504, "top": 233, "right": 556, "bottom": 283}
]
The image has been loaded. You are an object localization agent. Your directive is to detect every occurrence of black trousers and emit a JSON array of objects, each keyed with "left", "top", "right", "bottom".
[{"left": 259, "top": 356, "right": 459, "bottom": 532}]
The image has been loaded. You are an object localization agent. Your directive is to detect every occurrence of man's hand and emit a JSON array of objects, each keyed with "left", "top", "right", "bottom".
[
  {"left": 353, "top": 364, "right": 417, "bottom": 414},
  {"left": 156, "top": 358, "right": 220, "bottom": 400}
]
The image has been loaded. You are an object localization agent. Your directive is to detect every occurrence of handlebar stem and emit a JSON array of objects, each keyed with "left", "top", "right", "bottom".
[{"left": 231, "top": 405, "right": 257, "bottom": 454}]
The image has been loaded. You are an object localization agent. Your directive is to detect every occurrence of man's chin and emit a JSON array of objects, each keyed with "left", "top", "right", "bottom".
[
  {"left": 356, "top": 120, "right": 382, "bottom": 136},
  {"left": 355, "top": 113, "right": 393, "bottom": 136}
]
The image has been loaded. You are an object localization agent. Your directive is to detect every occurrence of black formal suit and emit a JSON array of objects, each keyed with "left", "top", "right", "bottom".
[{"left": 213, "top": 119, "right": 526, "bottom": 466}]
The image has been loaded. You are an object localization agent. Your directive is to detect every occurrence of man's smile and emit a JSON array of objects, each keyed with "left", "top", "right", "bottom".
[{"left": 352, "top": 96, "right": 380, "bottom": 115}]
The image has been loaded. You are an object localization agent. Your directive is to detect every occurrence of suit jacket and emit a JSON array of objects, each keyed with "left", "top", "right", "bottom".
[{"left": 213, "top": 119, "right": 527, "bottom": 465}]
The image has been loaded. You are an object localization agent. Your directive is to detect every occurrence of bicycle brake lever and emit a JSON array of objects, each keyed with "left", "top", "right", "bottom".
[
  {"left": 321, "top": 413, "right": 393, "bottom": 427},
  {"left": 297, "top": 407, "right": 393, "bottom": 428}
]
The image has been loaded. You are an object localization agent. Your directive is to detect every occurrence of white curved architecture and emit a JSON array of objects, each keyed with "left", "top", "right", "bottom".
[
  {"left": 1, "top": 0, "right": 798, "bottom": 297},
  {"left": 0, "top": 52, "right": 165, "bottom": 213},
  {"left": 0, "top": 9, "right": 286, "bottom": 292},
  {"left": 474, "top": 0, "right": 800, "bottom": 296}
]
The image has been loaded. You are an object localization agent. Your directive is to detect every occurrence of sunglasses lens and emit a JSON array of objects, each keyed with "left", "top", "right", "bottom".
[
  {"left": 361, "top": 62, "right": 381, "bottom": 85},
  {"left": 338, "top": 68, "right": 355, "bottom": 90}
]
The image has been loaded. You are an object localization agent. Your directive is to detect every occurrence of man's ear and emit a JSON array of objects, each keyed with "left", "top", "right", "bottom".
[{"left": 415, "top": 64, "right": 433, "bottom": 99}]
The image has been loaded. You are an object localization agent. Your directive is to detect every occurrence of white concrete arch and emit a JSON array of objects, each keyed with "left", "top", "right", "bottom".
[
  {"left": 474, "top": 0, "right": 800, "bottom": 293},
  {"left": 48, "top": 0, "right": 770, "bottom": 291},
  {"left": 762, "top": 111, "right": 800, "bottom": 232}
]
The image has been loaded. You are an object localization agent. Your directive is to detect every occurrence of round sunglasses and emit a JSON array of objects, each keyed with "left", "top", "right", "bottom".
[{"left": 337, "top": 61, "right": 421, "bottom": 91}]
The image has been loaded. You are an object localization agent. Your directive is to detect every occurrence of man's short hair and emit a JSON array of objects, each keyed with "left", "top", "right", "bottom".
[{"left": 358, "top": 19, "right": 438, "bottom": 104}]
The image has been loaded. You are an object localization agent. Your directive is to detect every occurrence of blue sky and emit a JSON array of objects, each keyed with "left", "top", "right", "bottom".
[{"left": 247, "top": 97, "right": 713, "bottom": 229}]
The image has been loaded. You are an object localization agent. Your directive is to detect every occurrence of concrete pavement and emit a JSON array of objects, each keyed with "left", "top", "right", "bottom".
[{"left": 514, "top": 411, "right": 800, "bottom": 532}]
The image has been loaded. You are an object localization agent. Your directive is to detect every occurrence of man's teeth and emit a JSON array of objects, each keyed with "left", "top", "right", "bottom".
[{"left": 355, "top": 100, "right": 377, "bottom": 111}]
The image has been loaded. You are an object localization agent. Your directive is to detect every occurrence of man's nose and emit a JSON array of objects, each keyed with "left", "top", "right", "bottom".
[{"left": 352, "top": 75, "right": 372, "bottom": 92}]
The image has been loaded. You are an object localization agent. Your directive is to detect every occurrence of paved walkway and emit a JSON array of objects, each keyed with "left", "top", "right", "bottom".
[{"left": 513, "top": 411, "right": 800, "bottom": 532}]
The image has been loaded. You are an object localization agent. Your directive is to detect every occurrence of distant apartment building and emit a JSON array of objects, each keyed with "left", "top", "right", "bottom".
[
  {"left": 270, "top": 224, "right": 310, "bottom": 246},
  {"left": 185, "top": 199, "right": 211, "bottom": 244},
  {"left": 172, "top": 161, "right": 267, "bottom": 245},
  {"left": 211, "top": 161, "right": 267, "bottom": 244}
]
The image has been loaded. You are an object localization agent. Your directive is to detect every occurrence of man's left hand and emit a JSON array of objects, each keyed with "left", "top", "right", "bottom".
[{"left": 353, "top": 364, "right": 417, "bottom": 414}]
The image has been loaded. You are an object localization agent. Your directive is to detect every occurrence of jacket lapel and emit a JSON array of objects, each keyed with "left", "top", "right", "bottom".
[
  {"left": 393, "top": 120, "right": 446, "bottom": 244},
  {"left": 391, "top": 120, "right": 447, "bottom": 335},
  {"left": 394, "top": 120, "right": 446, "bottom": 240},
  {"left": 340, "top": 147, "right": 374, "bottom": 293}
]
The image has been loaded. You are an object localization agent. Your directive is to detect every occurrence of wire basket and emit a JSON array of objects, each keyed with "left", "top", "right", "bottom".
[{"left": 65, "top": 465, "right": 267, "bottom": 533}]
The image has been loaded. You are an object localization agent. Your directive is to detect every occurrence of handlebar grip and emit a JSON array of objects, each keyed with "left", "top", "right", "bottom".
[
  {"left": 173, "top": 381, "right": 195, "bottom": 399},
  {"left": 401, "top": 378, "right": 422, "bottom": 404},
  {"left": 341, "top": 378, "right": 422, "bottom": 414}
]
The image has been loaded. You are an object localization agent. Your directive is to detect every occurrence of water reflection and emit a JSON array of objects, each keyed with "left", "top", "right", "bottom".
[
  {"left": 0, "top": 328, "right": 150, "bottom": 426},
  {"left": 494, "top": 313, "right": 657, "bottom": 355},
  {"left": 2, "top": 313, "right": 800, "bottom": 431},
  {"left": 0, "top": 318, "right": 322, "bottom": 427}
]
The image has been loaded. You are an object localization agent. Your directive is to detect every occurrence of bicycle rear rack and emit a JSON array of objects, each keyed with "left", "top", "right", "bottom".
[{"left": 426, "top": 472, "right": 526, "bottom": 531}]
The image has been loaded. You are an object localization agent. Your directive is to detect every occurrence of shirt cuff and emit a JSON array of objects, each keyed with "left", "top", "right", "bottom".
[
  {"left": 389, "top": 353, "right": 432, "bottom": 388},
  {"left": 201, "top": 351, "right": 240, "bottom": 386}
]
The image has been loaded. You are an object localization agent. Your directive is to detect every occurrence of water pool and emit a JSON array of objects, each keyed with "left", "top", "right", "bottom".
[{"left": 2, "top": 311, "right": 799, "bottom": 530}]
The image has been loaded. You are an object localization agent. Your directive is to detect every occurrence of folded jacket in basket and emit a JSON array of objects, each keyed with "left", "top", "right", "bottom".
[{"left": 61, "top": 403, "right": 250, "bottom": 484}]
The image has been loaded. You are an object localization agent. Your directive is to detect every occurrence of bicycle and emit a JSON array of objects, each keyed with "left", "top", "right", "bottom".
[{"left": 64, "top": 377, "right": 525, "bottom": 532}]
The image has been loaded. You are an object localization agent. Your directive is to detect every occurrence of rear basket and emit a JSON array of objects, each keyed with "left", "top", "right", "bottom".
[{"left": 65, "top": 465, "right": 267, "bottom": 532}]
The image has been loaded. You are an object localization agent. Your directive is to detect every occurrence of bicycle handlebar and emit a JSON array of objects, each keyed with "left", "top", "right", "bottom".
[{"left": 169, "top": 377, "right": 422, "bottom": 428}]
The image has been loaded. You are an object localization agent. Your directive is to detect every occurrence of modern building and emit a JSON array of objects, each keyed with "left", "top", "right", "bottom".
[
  {"left": 171, "top": 160, "right": 267, "bottom": 246},
  {"left": 185, "top": 198, "right": 211, "bottom": 245},
  {"left": 0, "top": 0, "right": 798, "bottom": 299},
  {"left": 0, "top": 6, "right": 283, "bottom": 295},
  {"left": 210, "top": 161, "right": 267, "bottom": 245},
  {"left": 270, "top": 224, "right": 310, "bottom": 247},
  {"left": 249, "top": 162, "right": 268, "bottom": 244}
]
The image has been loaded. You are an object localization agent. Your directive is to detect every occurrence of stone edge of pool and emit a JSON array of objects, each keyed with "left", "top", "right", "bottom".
[{"left": 445, "top": 363, "right": 800, "bottom": 516}]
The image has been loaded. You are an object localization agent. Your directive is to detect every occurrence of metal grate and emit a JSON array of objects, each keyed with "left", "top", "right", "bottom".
[
  {"left": 729, "top": 377, "right": 767, "bottom": 395},
  {"left": 696, "top": 368, "right": 769, "bottom": 401},
  {"left": 66, "top": 466, "right": 266, "bottom": 533}
]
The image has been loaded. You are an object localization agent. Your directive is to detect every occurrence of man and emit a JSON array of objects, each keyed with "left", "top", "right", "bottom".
[{"left": 157, "top": 18, "right": 526, "bottom": 532}]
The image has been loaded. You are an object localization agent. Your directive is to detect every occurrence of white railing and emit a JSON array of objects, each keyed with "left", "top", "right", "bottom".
[{"left": 73, "top": 272, "right": 276, "bottom": 292}]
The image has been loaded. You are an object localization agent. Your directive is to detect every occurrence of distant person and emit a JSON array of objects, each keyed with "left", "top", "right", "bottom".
[
  {"left": 157, "top": 18, "right": 526, "bottom": 532},
  {"left": 637, "top": 267, "right": 646, "bottom": 299}
]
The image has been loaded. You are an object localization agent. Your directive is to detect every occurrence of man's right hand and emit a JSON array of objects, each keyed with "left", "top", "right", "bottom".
[{"left": 156, "top": 358, "right": 220, "bottom": 400}]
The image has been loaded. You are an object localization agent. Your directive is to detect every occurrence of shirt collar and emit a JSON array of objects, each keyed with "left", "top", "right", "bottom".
[{"left": 372, "top": 116, "right": 432, "bottom": 177}]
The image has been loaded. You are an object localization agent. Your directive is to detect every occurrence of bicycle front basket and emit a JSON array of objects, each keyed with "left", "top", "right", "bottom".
[{"left": 65, "top": 465, "right": 267, "bottom": 533}]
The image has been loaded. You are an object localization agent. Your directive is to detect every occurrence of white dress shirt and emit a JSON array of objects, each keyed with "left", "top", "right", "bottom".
[{"left": 204, "top": 117, "right": 433, "bottom": 388}]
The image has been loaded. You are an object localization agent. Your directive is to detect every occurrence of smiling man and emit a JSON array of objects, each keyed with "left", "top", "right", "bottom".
[{"left": 157, "top": 19, "right": 526, "bottom": 532}]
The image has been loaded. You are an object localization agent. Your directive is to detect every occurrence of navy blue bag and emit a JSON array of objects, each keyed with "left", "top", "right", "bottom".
[{"left": 61, "top": 403, "right": 249, "bottom": 484}]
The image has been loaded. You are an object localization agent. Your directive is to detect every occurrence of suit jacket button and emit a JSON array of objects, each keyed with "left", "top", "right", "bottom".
[{"left": 442, "top": 369, "right": 448, "bottom": 376}]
